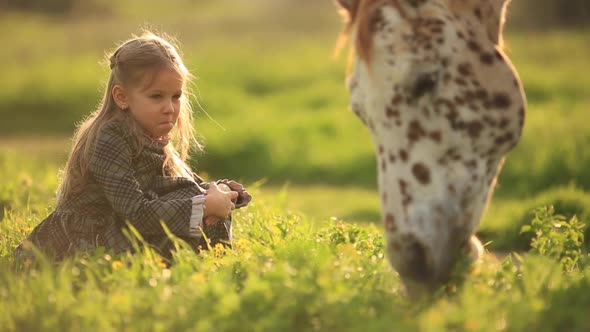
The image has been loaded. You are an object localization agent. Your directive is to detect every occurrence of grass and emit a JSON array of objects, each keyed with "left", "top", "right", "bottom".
[{"left": 1, "top": 163, "right": 590, "bottom": 330}]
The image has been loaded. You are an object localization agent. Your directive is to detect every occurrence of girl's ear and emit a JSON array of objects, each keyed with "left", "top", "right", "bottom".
[{"left": 112, "top": 85, "right": 129, "bottom": 110}]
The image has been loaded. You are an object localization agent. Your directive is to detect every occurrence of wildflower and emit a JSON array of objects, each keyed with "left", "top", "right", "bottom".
[
  {"left": 191, "top": 272, "right": 206, "bottom": 283},
  {"left": 157, "top": 259, "right": 167, "bottom": 269},
  {"left": 112, "top": 260, "right": 123, "bottom": 270},
  {"left": 213, "top": 243, "right": 226, "bottom": 257},
  {"left": 111, "top": 292, "right": 129, "bottom": 305}
]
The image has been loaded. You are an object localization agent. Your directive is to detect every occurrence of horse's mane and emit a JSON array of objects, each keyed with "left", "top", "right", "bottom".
[{"left": 335, "top": 0, "right": 392, "bottom": 65}]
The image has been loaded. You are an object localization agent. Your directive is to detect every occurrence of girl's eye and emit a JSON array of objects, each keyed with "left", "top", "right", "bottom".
[
  {"left": 150, "top": 94, "right": 162, "bottom": 99},
  {"left": 173, "top": 94, "right": 182, "bottom": 100}
]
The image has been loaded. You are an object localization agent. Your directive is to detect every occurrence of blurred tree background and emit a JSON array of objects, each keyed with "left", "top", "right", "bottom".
[
  {"left": 2, "top": 0, "right": 589, "bottom": 27},
  {"left": 509, "top": 0, "right": 590, "bottom": 29}
]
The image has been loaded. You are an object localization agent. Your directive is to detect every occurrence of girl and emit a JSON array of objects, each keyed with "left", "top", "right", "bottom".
[{"left": 15, "top": 31, "right": 251, "bottom": 261}]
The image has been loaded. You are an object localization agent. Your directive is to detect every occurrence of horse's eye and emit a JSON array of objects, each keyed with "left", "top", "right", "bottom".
[{"left": 411, "top": 72, "right": 438, "bottom": 100}]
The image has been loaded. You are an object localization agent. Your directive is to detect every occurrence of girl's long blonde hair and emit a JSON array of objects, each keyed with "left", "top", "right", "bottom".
[{"left": 57, "top": 31, "right": 199, "bottom": 204}]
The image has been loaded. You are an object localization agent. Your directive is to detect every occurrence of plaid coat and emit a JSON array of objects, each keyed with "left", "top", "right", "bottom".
[{"left": 16, "top": 121, "right": 238, "bottom": 260}]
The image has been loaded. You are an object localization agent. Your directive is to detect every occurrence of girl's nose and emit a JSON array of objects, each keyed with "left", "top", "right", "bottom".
[{"left": 163, "top": 99, "right": 175, "bottom": 113}]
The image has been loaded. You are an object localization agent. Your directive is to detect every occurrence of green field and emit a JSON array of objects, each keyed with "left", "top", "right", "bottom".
[{"left": 1, "top": 1, "right": 590, "bottom": 330}]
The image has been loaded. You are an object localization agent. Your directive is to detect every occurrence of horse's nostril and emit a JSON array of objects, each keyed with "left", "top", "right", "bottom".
[{"left": 411, "top": 72, "right": 438, "bottom": 100}]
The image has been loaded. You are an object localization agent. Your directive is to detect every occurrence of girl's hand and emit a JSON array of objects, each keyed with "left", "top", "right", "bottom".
[
  {"left": 217, "top": 183, "right": 237, "bottom": 203},
  {"left": 217, "top": 179, "right": 252, "bottom": 208},
  {"left": 204, "top": 182, "right": 238, "bottom": 223}
]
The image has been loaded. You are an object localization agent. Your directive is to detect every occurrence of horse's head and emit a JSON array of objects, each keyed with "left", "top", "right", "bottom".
[{"left": 335, "top": 0, "right": 525, "bottom": 294}]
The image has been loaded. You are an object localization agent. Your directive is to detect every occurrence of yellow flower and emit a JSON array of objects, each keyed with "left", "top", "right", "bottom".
[
  {"left": 213, "top": 243, "right": 226, "bottom": 257},
  {"left": 157, "top": 259, "right": 167, "bottom": 269},
  {"left": 111, "top": 292, "right": 129, "bottom": 305},
  {"left": 111, "top": 260, "right": 123, "bottom": 270},
  {"left": 191, "top": 272, "right": 206, "bottom": 283}
]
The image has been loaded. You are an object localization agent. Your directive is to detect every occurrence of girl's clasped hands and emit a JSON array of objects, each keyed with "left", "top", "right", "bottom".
[{"left": 203, "top": 181, "right": 250, "bottom": 226}]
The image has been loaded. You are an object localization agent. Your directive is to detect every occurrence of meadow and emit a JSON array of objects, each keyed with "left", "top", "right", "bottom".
[{"left": 1, "top": 1, "right": 590, "bottom": 330}]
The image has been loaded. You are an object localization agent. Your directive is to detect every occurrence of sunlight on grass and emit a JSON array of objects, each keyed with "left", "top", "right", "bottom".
[{"left": 1, "top": 165, "right": 590, "bottom": 331}]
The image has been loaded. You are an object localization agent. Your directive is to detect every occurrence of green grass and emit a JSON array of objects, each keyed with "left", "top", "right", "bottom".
[
  {"left": 1, "top": 158, "right": 590, "bottom": 331},
  {"left": 1, "top": 1, "right": 590, "bottom": 330}
]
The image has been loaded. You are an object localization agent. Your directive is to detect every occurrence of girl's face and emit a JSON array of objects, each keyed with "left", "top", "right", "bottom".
[{"left": 115, "top": 68, "right": 184, "bottom": 138}]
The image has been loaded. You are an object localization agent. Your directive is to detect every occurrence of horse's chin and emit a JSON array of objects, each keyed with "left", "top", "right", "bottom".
[{"left": 401, "top": 235, "right": 485, "bottom": 300}]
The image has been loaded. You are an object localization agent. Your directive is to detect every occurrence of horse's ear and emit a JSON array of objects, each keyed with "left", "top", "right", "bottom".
[{"left": 334, "top": 0, "right": 357, "bottom": 13}]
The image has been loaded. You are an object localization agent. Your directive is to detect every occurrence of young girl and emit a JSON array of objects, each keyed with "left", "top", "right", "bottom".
[{"left": 15, "top": 31, "right": 251, "bottom": 261}]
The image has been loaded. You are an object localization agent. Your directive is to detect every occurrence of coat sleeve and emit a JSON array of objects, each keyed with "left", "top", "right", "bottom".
[{"left": 88, "top": 125, "right": 202, "bottom": 238}]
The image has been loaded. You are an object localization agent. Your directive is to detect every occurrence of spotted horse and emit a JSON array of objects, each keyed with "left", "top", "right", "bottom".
[{"left": 334, "top": 0, "right": 526, "bottom": 295}]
